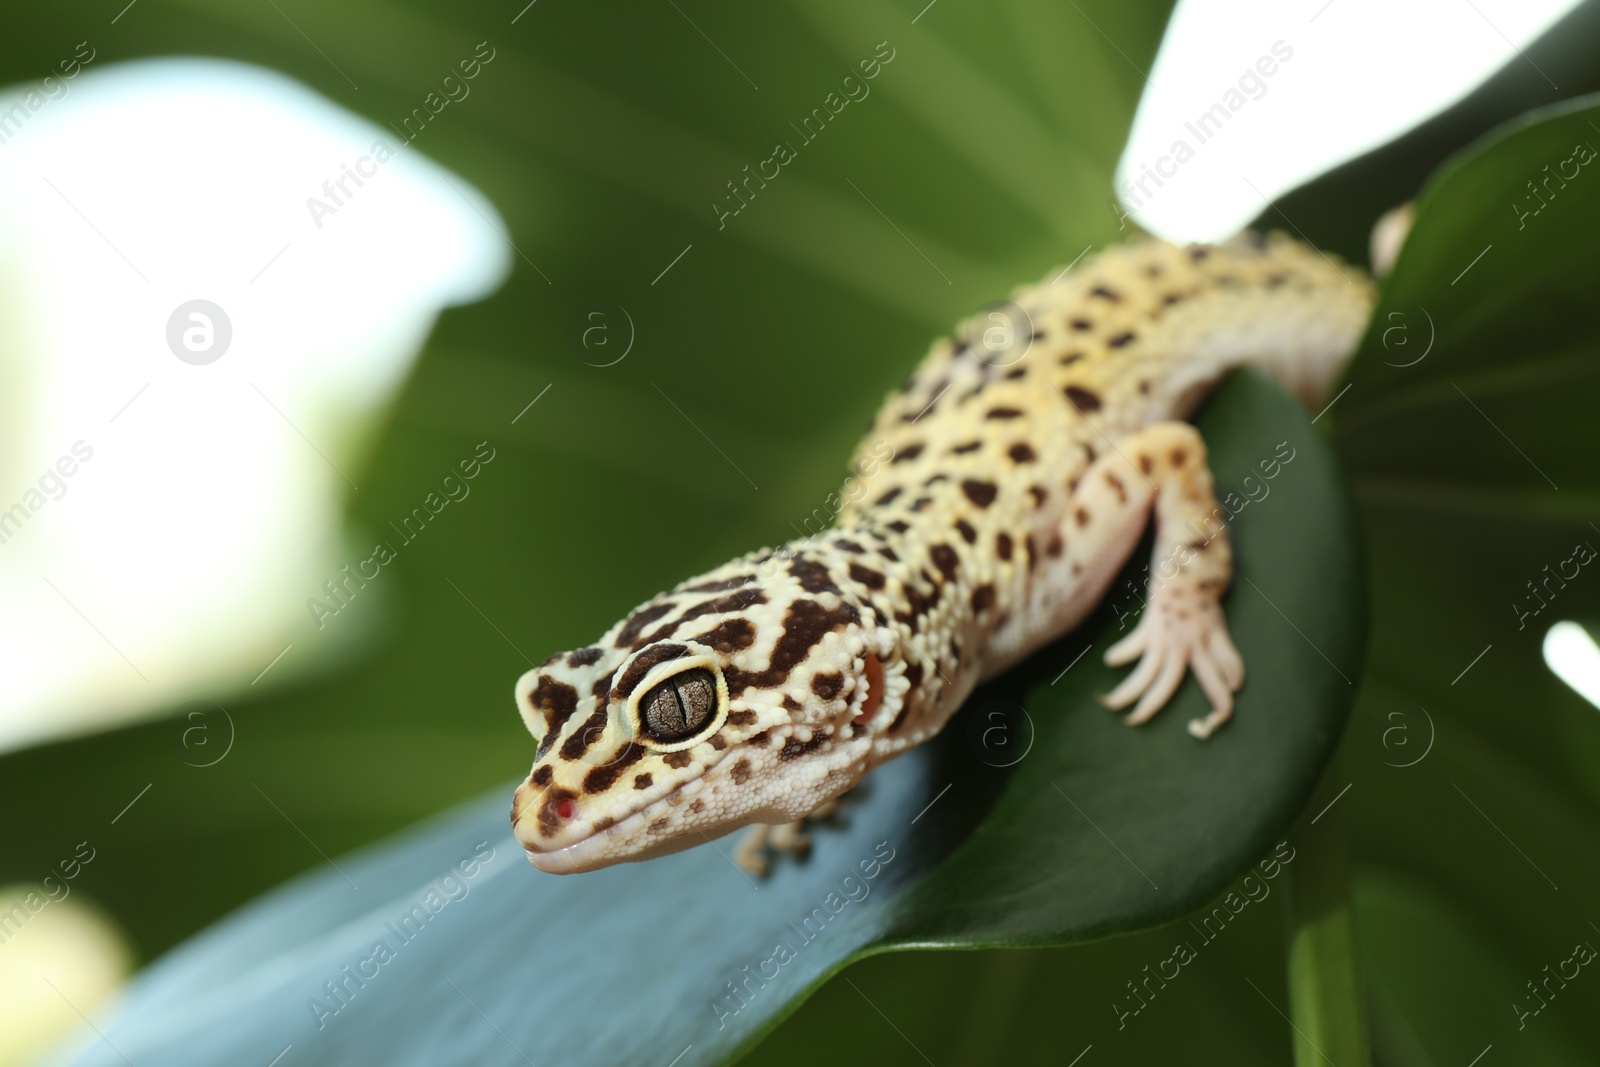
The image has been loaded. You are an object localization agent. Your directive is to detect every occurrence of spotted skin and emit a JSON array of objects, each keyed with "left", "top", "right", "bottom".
[{"left": 511, "top": 233, "right": 1374, "bottom": 873}]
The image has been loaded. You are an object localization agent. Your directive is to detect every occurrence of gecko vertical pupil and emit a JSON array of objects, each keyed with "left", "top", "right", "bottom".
[{"left": 640, "top": 668, "right": 718, "bottom": 743}]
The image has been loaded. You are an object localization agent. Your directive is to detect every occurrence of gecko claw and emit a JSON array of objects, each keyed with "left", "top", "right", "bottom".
[{"left": 1101, "top": 596, "right": 1243, "bottom": 737}]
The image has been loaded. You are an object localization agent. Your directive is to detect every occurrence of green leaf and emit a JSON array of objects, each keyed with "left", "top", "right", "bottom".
[
  {"left": 56, "top": 369, "right": 1363, "bottom": 1067},
  {"left": 1319, "top": 93, "right": 1600, "bottom": 1061}
]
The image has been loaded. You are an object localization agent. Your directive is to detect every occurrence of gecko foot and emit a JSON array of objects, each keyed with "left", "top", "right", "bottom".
[
  {"left": 1101, "top": 592, "right": 1244, "bottom": 739},
  {"left": 733, "top": 798, "right": 842, "bottom": 876}
]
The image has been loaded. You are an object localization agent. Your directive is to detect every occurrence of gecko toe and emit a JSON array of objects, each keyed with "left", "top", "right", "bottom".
[
  {"left": 1126, "top": 653, "right": 1186, "bottom": 725},
  {"left": 1103, "top": 647, "right": 1162, "bottom": 709},
  {"left": 1104, "top": 626, "right": 1148, "bottom": 667}
]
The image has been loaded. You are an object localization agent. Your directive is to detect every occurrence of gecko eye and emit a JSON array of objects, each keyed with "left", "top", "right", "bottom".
[{"left": 639, "top": 668, "right": 720, "bottom": 744}]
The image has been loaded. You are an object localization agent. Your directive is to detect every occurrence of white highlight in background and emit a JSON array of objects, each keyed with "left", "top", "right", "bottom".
[
  {"left": 0, "top": 58, "right": 510, "bottom": 751},
  {"left": 1544, "top": 621, "right": 1600, "bottom": 710},
  {"left": 1118, "top": 0, "right": 1584, "bottom": 242}
]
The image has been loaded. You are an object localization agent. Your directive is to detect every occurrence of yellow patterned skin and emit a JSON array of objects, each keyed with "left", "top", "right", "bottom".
[{"left": 510, "top": 233, "right": 1374, "bottom": 874}]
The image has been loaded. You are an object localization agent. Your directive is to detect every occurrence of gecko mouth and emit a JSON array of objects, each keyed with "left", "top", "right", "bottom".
[{"left": 515, "top": 780, "right": 735, "bottom": 874}]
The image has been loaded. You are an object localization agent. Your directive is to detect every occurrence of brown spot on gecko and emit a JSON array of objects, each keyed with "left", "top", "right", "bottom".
[
  {"left": 789, "top": 557, "right": 841, "bottom": 595},
  {"left": 951, "top": 441, "right": 982, "bottom": 454},
  {"left": 531, "top": 765, "right": 553, "bottom": 786},
  {"left": 811, "top": 672, "right": 844, "bottom": 700},
  {"left": 568, "top": 647, "right": 604, "bottom": 667},
  {"left": 612, "top": 643, "right": 691, "bottom": 703},
  {"left": 582, "top": 743, "right": 645, "bottom": 794},
  {"left": 1105, "top": 472, "right": 1127, "bottom": 503},
  {"left": 1108, "top": 332, "right": 1136, "bottom": 348},
  {"left": 892, "top": 443, "right": 925, "bottom": 463},
  {"left": 615, "top": 602, "right": 676, "bottom": 648},
  {"left": 961, "top": 480, "right": 998, "bottom": 508},
  {"left": 849, "top": 562, "right": 886, "bottom": 590},
  {"left": 986, "top": 407, "right": 1024, "bottom": 420},
  {"left": 527, "top": 676, "right": 579, "bottom": 739},
  {"left": 996, "top": 533, "right": 1014, "bottom": 561},
  {"left": 954, "top": 519, "right": 977, "bottom": 545},
  {"left": 694, "top": 617, "right": 757, "bottom": 654},
  {"left": 779, "top": 734, "right": 828, "bottom": 761},
  {"left": 682, "top": 574, "right": 754, "bottom": 594},
  {"left": 560, "top": 708, "right": 609, "bottom": 761},
  {"left": 971, "top": 584, "right": 995, "bottom": 612},
  {"left": 637, "top": 589, "right": 768, "bottom": 646},
  {"left": 1008, "top": 443, "right": 1037, "bottom": 463},
  {"left": 663, "top": 750, "right": 692, "bottom": 769},
  {"left": 723, "top": 599, "right": 860, "bottom": 692},
  {"left": 731, "top": 759, "right": 753, "bottom": 784},
  {"left": 1064, "top": 385, "right": 1102, "bottom": 412},
  {"left": 929, "top": 543, "right": 960, "bottom": 582}
]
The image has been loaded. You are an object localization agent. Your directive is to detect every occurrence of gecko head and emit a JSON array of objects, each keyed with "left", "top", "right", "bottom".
[{"left": 510, "top": 552, "right": 908, "bottom": 874}]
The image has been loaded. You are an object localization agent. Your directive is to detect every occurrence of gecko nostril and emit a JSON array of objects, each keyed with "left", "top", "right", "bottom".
[{"left": 556, "top": 798, "right": 576, "bottom": 820}]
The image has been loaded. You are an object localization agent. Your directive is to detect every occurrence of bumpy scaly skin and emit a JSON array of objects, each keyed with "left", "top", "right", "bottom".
[{"left": 511, "top": 232, "right": 1374, "bottom": 874}]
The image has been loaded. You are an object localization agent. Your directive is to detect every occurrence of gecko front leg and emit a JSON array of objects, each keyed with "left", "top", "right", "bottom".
[
  {"left": 1030, "top": 422, "right": 1243, "bottom": 738},
  {"left": 1095, "top": 424, "right": 1242, "bottom": 738},
  {"left": 733, "top": 798, "right": 842, "bottom": 875}
]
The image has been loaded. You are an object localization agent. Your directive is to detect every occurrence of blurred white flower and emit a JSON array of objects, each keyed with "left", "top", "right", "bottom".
[
  {"left": 0, "top": 884, "right": 132, "bottom": 1067},
  {"left": 1545, "top": 621, "right": 1600, "bottom": 711},
  {"left": 1120, "top": 0, "right": 1583, "bottom": 240},
  {"left": 0, "top": 58, "right": 510, "bottom": 752}
]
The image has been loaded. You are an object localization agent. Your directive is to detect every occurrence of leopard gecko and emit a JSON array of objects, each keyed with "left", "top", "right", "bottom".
[{"left": 511, "top": 230, "right": 1376, "bottom": 874}]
